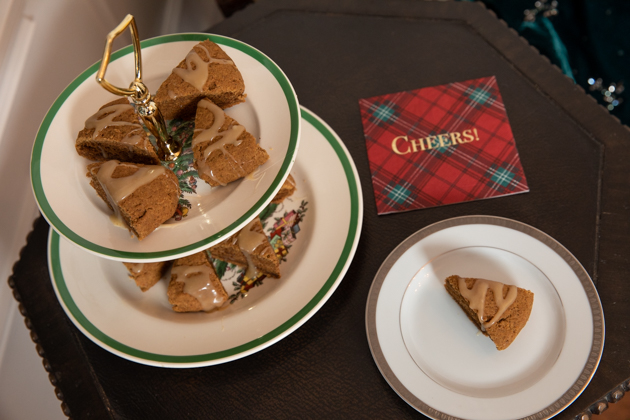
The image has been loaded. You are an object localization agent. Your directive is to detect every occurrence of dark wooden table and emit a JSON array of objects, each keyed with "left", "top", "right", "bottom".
[{"left": 11, "top": 1, "right": 630, "bottom": 418}]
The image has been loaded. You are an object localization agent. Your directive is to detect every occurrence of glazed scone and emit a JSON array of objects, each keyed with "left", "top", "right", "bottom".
[
  {"left": 209, "top": 217, "right": 280, "bottom": 279},
  {"left": 444, "top": 275, "right": 534, "bottom": 350},
  {"left": 271, "top": 174, "right": 296, "bottom": 204},
  {"left": 87, "top": 160, "right": 180, "bottom": 240},
  {"left": 167, "top": 251, "right": 228, "bottom": 313},
  {"left": 76, "top": 98, "right": 160, "bottom": 164},
  {"left": 123, "top": 261, "right": 169, "bottom": 292},
  {"left": 154, "top": 40, "right": 246, "bottom": 120},
  {"left": 192, "top": 98, "right": 269, "bottom": 187}
]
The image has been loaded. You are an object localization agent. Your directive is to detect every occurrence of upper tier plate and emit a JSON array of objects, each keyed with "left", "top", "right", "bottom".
[{"left": 31, "top": 33, "right": 300, "bottom": 262}]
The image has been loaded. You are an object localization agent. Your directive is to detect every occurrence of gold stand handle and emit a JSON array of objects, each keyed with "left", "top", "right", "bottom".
[{"left": 96, "top": 14, "right": 181, "bottom": 161}]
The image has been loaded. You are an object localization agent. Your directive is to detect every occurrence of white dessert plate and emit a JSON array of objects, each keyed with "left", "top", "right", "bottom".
[
  {"left": 48, "top": 107, "right": 362, "bottom": 367},
  {"left": 366, "top": 216, "right": 604, "bottom": 420},
  {"left": 32, "top": 33, "right": 300, "bottom": 262}
]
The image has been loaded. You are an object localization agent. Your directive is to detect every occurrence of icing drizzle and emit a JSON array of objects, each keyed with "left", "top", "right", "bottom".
[
  {"left": 85, "top": 103, "right": 145, "bottom": 146},
  {"left": 94, "top": 160, "right": 170, "bottom": 204},
  {"left": 173, "top": 44, "right": 235, "bottom": 91},
  {"left": 458, "top": 277, "right": 518, "bottom": 331},
  {"left": 193, "top": 99, "right": 247, "bottom": 185},
  {"left": 237, "top": 218, "right": 268, "bottom": 279},
  {"left": 127, "top": 263, "right": 144, "bottom": 274},
  {"left": 92, "top": 160, "right": 174, "bottom": 226},
  {"left": 171, "top": 265, "right": 227, "bottom": 311}
]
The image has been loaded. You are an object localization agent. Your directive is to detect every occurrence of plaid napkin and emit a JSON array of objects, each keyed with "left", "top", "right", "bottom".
[{"left": 359, "top": 76, "right": 529, "bottom": 215}]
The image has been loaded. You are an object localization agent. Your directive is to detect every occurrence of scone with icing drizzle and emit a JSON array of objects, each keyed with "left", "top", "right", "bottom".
[
  {"left": 209, "top": 216, "right": 281, "bottom": 279},
  {"left": 76, "top": 98, "right": 160, "bottom": 165},
  {"left": 123, "top": 261, "right": 169, "bottom": 292},
  {"left": 154, "top": 40, "right": 246, "bottom": 120},
  {"left": 192, "top": 98, "right": 269, "bottom": 187},
  {"left": 444, "top": 275, "right": 534, "bottom": 350},
  {"left": 271, "top": 174, "right": 296, "bottom": 204},
  {"left": 87, "top": 160, "right": 180, "bottom": 240},
  {"left": 167, "top": 251, "right": 228, "bottom": 313}
]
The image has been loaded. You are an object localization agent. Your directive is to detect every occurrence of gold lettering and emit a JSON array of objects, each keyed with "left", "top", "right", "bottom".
[
  {"left": 410, "top": 137, "right": 426, "bottom": 152},
  {"left": 437, "top": 133, "right": 450, "bottom": 148},
  {"left": 450, "top": 131, "right": 463, "bottom": 144},
  {"left": 392, "top": 136, "right": 410, "bottom": 155},
  {"left": 391, "top": 128, "right": 480, "bottom": 155}
]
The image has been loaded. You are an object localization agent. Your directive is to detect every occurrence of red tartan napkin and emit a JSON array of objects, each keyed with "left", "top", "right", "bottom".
[{"left": 359, "top": 76, "right": 529, "bottom": 215}]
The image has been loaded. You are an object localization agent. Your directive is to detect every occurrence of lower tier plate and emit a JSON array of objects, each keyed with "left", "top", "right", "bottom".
[{"left": 48, "top": 107, "right": 362, "bottom": 367}]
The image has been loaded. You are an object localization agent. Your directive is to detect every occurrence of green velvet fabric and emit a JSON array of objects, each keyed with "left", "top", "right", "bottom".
[{"left": 475, "top": 0, "right": 630, "bottom": 125}]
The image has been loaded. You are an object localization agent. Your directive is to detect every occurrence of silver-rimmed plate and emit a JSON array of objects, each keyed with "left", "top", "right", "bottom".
[
  {"left": 366, "top": 216, "right": 604, "bottom": 420},
  {"left": 32, "top": 33, "right": 300, "bottom": 262},
  {"left": 48, "top": 107, "right": 362, "bottom": 367}
]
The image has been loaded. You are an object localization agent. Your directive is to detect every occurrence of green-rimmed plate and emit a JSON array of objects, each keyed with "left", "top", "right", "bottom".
[
  {"left": 32, "top": 33, "right": 300, "bottom": 262},
  {"left": 48, "top": 107, "right": 362, "bottom": 367}
]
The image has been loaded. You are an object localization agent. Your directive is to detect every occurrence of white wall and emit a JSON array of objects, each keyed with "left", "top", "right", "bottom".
[{"left": 0, "top": 0, "right": 223, "bottom": 417}]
